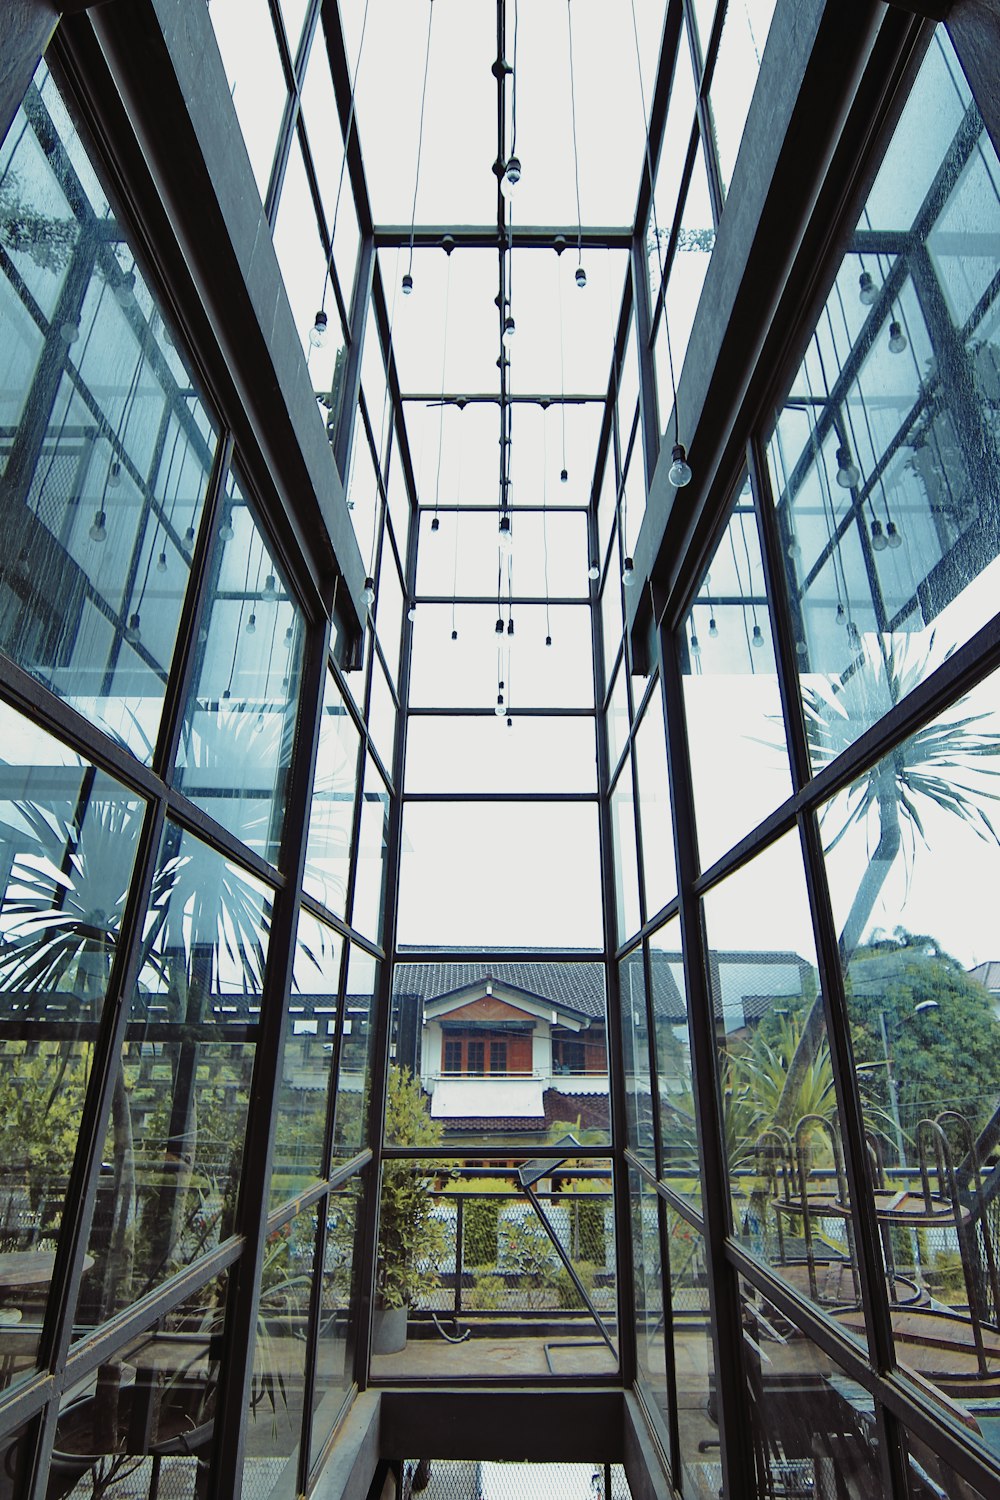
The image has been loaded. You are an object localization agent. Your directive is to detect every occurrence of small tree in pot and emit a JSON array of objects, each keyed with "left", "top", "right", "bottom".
[{"left": 373, "top": 1069, "right": 448, "bottom": 1353}]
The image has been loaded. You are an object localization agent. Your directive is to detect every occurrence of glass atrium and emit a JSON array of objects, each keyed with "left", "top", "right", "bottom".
[{"left": 1, "top": 2, "right": 1000, "bottom": 1498}]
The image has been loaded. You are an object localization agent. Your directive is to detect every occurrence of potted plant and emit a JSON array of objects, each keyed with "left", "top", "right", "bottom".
[{"left": 372, "top": 1069, "right": 448, "bottom": 1354}]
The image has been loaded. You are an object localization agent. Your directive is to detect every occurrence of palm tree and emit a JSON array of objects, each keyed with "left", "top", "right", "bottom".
[{"left": 772, "top": 634, "right": 1000, "bottom": 1133}]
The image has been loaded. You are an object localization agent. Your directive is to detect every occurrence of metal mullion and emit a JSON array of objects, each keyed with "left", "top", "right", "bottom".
[
  {"left": 590, "top": 478, "right": 636, "bottom": 1389},
  {"left": 406, "top": 707, "right": 595, "bottom": 719},
  {"left": 647, "top": 118, "right": 701, "bottom": 337},
  {"left": 297, "top": 890, "right": 368, "bottom": 950},
  {"left": 333, "top": 233, "right": 375, "bottom": 483},
  {"left": 0, "top": 1378, "right": 52, "bottom": 1450},
  {"left": 25, "top": 795, "right": 167, "bottom": 1500},
  {"left": 401, "top": 792, "right": 599, "bottom": 804},
  {"left": 387, "top": 948, "right": 604, "bottom": 967},
  {"left": 631, "top": 233, "right": 660, "bottom": 492},
  {"left": 321, "top": 915, "right": 356, "bottom": 1172},
  {"left": 415, "top": 595, "right": 590, "bottom": 606},
  {"left": 295, "top": 1192, "right": 329, "bottom": 1494},
  {"left": 207, "top": 612, "right": 331, "bottom": 1498},
  {"left": 403, "top": 392, "right": 605, "bottom": 405},
  {"left": 372, "top": 225, "right": 633, "bottom": 250},
  {"left": 657, "top": 623, "right": 756, "bottom": 1500},
  {"left": 417, "top": 503, "right": 590, "bottom": 513},
  {"left": 379, "top": 1145, "right": 614, "bottom": 1162},
  {"left": 370, "top": 1372, "right": 619, "bottom": 1392},
  {"left": 618, "top": 896, "right": 683, "bottom": 961},
  {"left": 262, "top": 1, "right": 300, "bottom": 230}
]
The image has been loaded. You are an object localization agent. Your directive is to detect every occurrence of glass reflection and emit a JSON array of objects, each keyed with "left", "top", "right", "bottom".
[
  {"left": 822, "top": 666, "right": 1000, "bottom": 1423},
  {"left": 620, "top": 946, "right": 654, "bottom": 1163},
  {"left": 649, "top": 920, "right": 698, "bottom": 1204},
  {"left": 244, "top": 1210, "right": 316, "bottom": 1497},
  {"left": 768, "top": 32, "right": 1000, "bottom": 761},
  {"left": 174, "top": 474, "right": 304, "bottom": 865},
  {"left": 310, "top": 1179, "right": 363, "bottom": 1469},
  {"left": 668, "top": 1217, "right": 717, "bottom": 1496},
  {"left": 631, "top": 1171, "right": 671, "bottom": 1446},
  {"left": 76, "top": 823, "right": 271, "bottom": 1333},
  {"left": 333, "top": 946, "right": 376, "bottom": 1157},
  {"left": 704, "top": 833, "right": 861, "bottom": 1332},
  {"left": 304, "top": 667, "right": 361, "bottom": 917},
  {"left": 0, "top": 64, "right": 217, "bottom": 762}
]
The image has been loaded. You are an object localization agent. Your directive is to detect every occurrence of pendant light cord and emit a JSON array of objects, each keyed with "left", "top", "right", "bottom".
[
  {"left": 542, "top": 405, "right": 552, "bottom": 641},
  {"left": 566, "top": 0, "right": 584, "bottom": 267},
  {"left": 434, "top": 247, "right": 453, "bottom": 521},
  {"left": 407, "top": 0, "right": 436, "bottom": 283},
  {"left": 321, "top": 0, "right": 372, "bottom": 322},
  {"left": 629, "top": 0, "right": 679, "bottom": 446}
]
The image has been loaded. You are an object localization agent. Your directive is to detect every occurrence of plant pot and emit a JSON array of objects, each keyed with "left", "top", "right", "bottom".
[
  {"left": 47, "top": 1384, "right": 214, "bottom": 1500},
  {"left": 371, "top": 1304, "right": 408, "bottom": 1355}
]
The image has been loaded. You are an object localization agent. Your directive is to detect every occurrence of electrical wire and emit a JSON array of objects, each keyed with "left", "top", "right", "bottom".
[
  {"left": 566, "top": 0, "right": 584, "bottom": 268},
  {"left": 406, "top": 0, "right": 436, "bottom": 286}
]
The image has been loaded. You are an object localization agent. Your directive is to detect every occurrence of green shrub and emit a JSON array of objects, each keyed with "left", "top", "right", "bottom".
[
  {"left": 463, "top": 1198, "right": 501, "bottom": 1268},
  {"left": 553, "top": 1260, "right": 597, "bottom": 1310},
  {"left": 465, "top": 1273, "right": 505, "bottom": 1310},
  {"left": 569, "top": 1198, "right": 606, "bottom": 1264}
]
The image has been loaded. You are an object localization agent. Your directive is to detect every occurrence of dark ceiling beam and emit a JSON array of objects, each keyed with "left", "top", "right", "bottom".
[{"left": 374, "top": 224, "right": 633, "bottom": 250}]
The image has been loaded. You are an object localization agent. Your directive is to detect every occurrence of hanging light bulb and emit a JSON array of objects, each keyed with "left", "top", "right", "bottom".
[
  {"left": 114, "top": 270, "right": 136, "bottom": 306},
  {"left": 886, "top": 520, "right": 903, "bottom": 549},
  {"left": 836, "top": 602, "right": 846, "bottom": 625},
  {"left": 496, "top": 616, "right": 505, "bottom": 635},
  {"left": 858, "top": 270, "right": 877, "bottom": 306},
  {"left": 575, "top": 265, "right": 587, "bottom": 289},
  {"left": 560, "top": 468, "right": 568, "bottom": 483},
  {"left": 362, "top": 576, "right": 376, "bottom": 609},
  {"left": 219, "top": 509, "right": 234, "bottom": 542},
  {"left": 407, "top": 600, "right": 417, "bottom": 622},
  {"left": 246, "top": 611, "right": 257, "bottom": 635},
  {"left": 59, "top": 320, "right": 80, "bottom": 345},
  {"left": 108, "top": 461, "right": 122, "bottom": 488},
  {"left": 503, "top": 154, "right": 522, "bottom": 191},
  {"left": 507, "top": 716, "right": 513, "bottom": 728},
  {"left": 309, "top": 310, "right": 329, "bottom": 348},
  {"left": 690, "top": 632, "right": 701, "bottom": 657},
  {"left": 888, "top": 320, "right": 907, "bottom": 354},
  {"left": 668, "top": 443, "right": 693, "bottom": 487},
  {"left": 261, "top": 574, "right": 278, "bottom": 602},
  {"left": 156, "top": 550, "right": 167, "bottom": 574},
  {"left": 847, "top": 620, "right": 861, "bottom": 647},
  {"left": 451, "top": 627, "right": 458, "bottom": 640},
  {"left": 751, "top": 623, "right": 764, "bottom": 648},
  {"left": 708, "top": 616, "right": 719, "bottom": 638},
  {"left": 431, "top": 516, "right": 440, "bottom": 532},
  {"left": 502, "top": 314, "right": 516, "bottom": 343},
  {"left": 545, "top": 634, "right": 552, "bottom": 646},
  {"left": 498, "top": 513, "right": 513, "bottom": 555},
  {"left": 587, "top": 560, "right": 600, "bottom": 581},
  {"left": 402, "top": 272, "right": 414, "bottom": 295},
  {"left": 124, "top": 612, "right": 141, "bottom": 644},
  {"left": 184, "top": 524, "right": 196, "bottom": 547},
  {"left": 622, "top": 556, "right": 636, "bottom": 587},
  {"left": 870, "top": 518, "right": 888, "bottom": 552},
  {"left": 507, "top": 617, "right": 514, "bottom": 636},
  {"left": 222, "top": 687, "right": 231, "bottom": 700},
  {"left": 89, "top": 509, "right": 107, "bottom": 543},
  {"left": 835, "top": 446, "right": 860, "bottom": 488}
]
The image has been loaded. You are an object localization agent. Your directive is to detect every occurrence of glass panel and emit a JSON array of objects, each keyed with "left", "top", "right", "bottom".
[
  {"left": 682, "top": 478, "right": 793, "bottom": 872},
  {"left": 620, "top": 947, "right": 654, "bottom": 1163},
  {"left": 272, "top": 133, "right": 327, "bottom": 363},
  {"left": 905, "top": 1429, "right": 994, "bottom": 1497},
  {"left": 174, "top": 475, "right": 304, "bottom": 864},
  {"left": 607, "top": 658, "right": 630, "bottom": 773},
  {"left": 304, "top": 667, "right": 361, "bottom": 916},
  {"left": 601, "top": 541, "right": 625, "bottom": 678},
  {"left": 648, "top": 48, "right": 696, "bottom": 304},
  {"left": 650, "top": 919, "right": 698, "bottom": 1203},
  {"left": 374, "top": 542, "right": 404, "bottom": 689},
  {"left": 634, "top": 687, "right": 676, "bottom": 918},
  {"left": 657, "top": 146, "right": 715, "bottom": 433},
  {"left": 333, "top": 945, "right": 376, "bottom": 1156},
  {"left": 704, "top": 832, "right": 863, "bottom": 1335},
  {"left": 244, "top": 1209, "right": 316, "bottom": 1496},
  {"left": 351, "top": 756, "right": 389, "bottom": 943},
  {"left": 0, "top": 1424, "right": 31, "bottom": 1497},
  {"left": 310, "top": 1177, "right": 364, "bottom": 1469},
  {"left": 740, "top": 1275, "right": 884, "bottom": 1500},
  {"left": 301, "top": 37, "right": 360, "bottom": 318},
  {"left": 418, "top": 510, "right": 589, "bottom": 600},
  {"left": 55, "top": 1273, "right": 230, "bottom": 1495},
  {"left": 405, "top": 716, "right": 597, "bottom": 795},
  {"left": 822, "top": 667, "right": 1000, "bottom": 1418},
  {"left": 367, "top": 654, "right": 396, "bottom": 773},
  {"left": 346, "top": 418, "right": 381, "bottom": 583},
  {"left": 709, "top": 1, "right": 778, "bottom": 196},
  {"left": 611, "top": 759, "right": 641, "bottom": 946},
  {"left": 767, "top": 32, "right": 1000, "bottom": 766},
  {"left": 631, "top": 1172, "right": 671, "bottom": 1449},
  {"left": 208, "top": 0, "right": 288, "bottom": 198},
  {"left": 0, "top": 702, "right": 144, "bottom": 1388},
  {"left": 371, "top": 1150, "right": 618, "bottom": 1380},
  {"left": 76, "top": 823, "right": 270, "bottom": 1334},
  {"left": 669, "top": 1218, "right": 717, "bottom": 1498},
  {"left": 0, "top": 68, "right": 218, "bottom": 763},
  {"left": 272, "top": 910, "right": 345, "bottom": 1211},
  {"left": 390, "top": 959, "right": 609, "bottom": 1150},
  {"left": 399, "top": 802, "right": 604, "bottom": 950},
  {"left": 409, "top": 605, "right": 594, "bottom": 709}
]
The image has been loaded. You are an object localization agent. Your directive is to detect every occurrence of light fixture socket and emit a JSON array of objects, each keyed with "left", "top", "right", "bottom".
[
  {"left": 451, "top": 628, "right": 458, "bottom": 640},
  {"left": 89, "top": 509, "right": 107, "bottom": 543},
  {"left": 219, "top": 509, "right": 234, "bottom": 542},
  {"left": 668, "top": 443, "right": 692, "bottom": 487},
  {"left": 496, "top": 617, "right": 505, "bottom": 635},
  {"left": 560, "top": 468, "right": 568, "bottom": 484},
  {"left": 835, "top": 446, "right": 860, "bottom": 488},
  {"left": 888, "top": 320, "right": 907, "bottom": 354},
  {"left": 246, "top": 612, "right": 257, "bottom": 635},
  {"left": 587, "top": 561, "right": 600, "bottom": 581},
  {"left": 502, "top": 315, "right": 516, "bottom": 342},
  {"left": 507, "top": 618, "right": 514, "bottom": 636},
  {"left": 430, "top": 515, "right": 440, "bottom": 532},
  {"left": 575, "top": 265, "right": 587, "bottom": 289},
  {"left": 751, "top": 623, "right": 764, "bottom": 648},
  {"left": 407, "top": 601, "right": 417, "bottom": 622},
  {"left": 690, "top": 632, "right": 701, "bottom": 657},
  {"left": 858, "top": 270, "right": 877, "bottom": 306},
  {"left": 262, "top": 574, "right": 278, "bottom": 602},
  {"left": 545, "top": 634, "right": 552, "bottom": 647},
  {"left": 309, "top": 310, "right": 329, "bottom": 348},
  {"left": 402, "top": 272, "right": 414, "bottom": 295},
  {"left": 870, "top": 518, "right": 888, "bottom": 552},
  {"left": 156, "top": 551, "right": 167, "bottom": 574},
  {"left": 504, "top": 154, "right": 522, "bottom": 189},
  {"left": 708, "top": 617, "right": 718, "bottom": 638},
  {"left": 622, "top": 557, "right": 636, "bottom": 587},
  {"left": 124, "top": 612, "right": 141, "bottom": 644},
  {"left": 362, "top": 576, "right": 376, "bottom": 608},
  {"left": 886, "top": 520, "right": 903, "bottom": 549}
]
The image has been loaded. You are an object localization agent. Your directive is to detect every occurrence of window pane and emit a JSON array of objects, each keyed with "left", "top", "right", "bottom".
[
  {"left": 631, "top": 1172, "right": 671, "bottom": 1449},
  {"left": 174, "top": 475, "right": 304, "bottom": 864},
  {"left": 390, "top": 959, "right": 609, "bottom": 1150},
  {"left": 669, "top": 1219, "right": 717, "bottom": 1498},
  {"left": 709, "top": 1, "right": 778, "bottom": 195},
  {"left": 656, "top": 147, "right": 715, "bottom": 433},
  {"left": 767, "top": 32, "right": 1000, "bottom": 766},
  {"left": 301, "top": 37, "right": 360, "bottom": 316},
  {"left": 310, "top": 1177, "right": 364, "bottom": 1469},
  {"left": 0, "top": 71, "right": 218, "bottom": 763},
  {"left": 417, "top": 510, "right": 590, "bottom": 600},
  {"left": 405, "top": 715, "right": 597, "bottom": 794},
  {"left": 208, "top": 0, "right": 288, "bottom": 199},
  {"left": 648, "top": 46, "right": 696, "bottom": 305},
  {"left": 0, "top": 701, "right": 144, "bottom": 1386},
  {"left": 634, "top": 688, "right": 676, "bottom": 917},
  {"left": 76, "top": 823, "right": 271, "bottom": 1334},
  {"left": 611, "top": 759, "right": 641, "bottom": 946},
  {"left": 408, "top": 605, "right": 594, "bottom": 709},
  {"left": 351, "top": 756, "right": 390, "bottom": 943},
  {"left": 399, "top": 803, "right": 603, "bottom": 950},
  {"left": 682, "top": 478, "right": 792, "bottom": 871},
  {"left": 704, "top": 832, "right": 864, "bottom": 1338},
  {"left": 650, "top": 919, "right": 698, "bottom": 1204},
  {"left": 304, "top": 667, "right": 361, "bottom": 916},
  {"left": 272, "top": 132, "right": 328, "bottom": 363},
  {"left": 822, "top": 666, "right": 1000, "bottom": 1422},
  {"left": 245, "top": 1208, "right": 316, "bottom": 1492},
  {"left": 620, "top": 947, "right": 654, "bottom": 1164},
  {"left": 334, "top": 945, "right": 377, "bottom": 1156}
]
